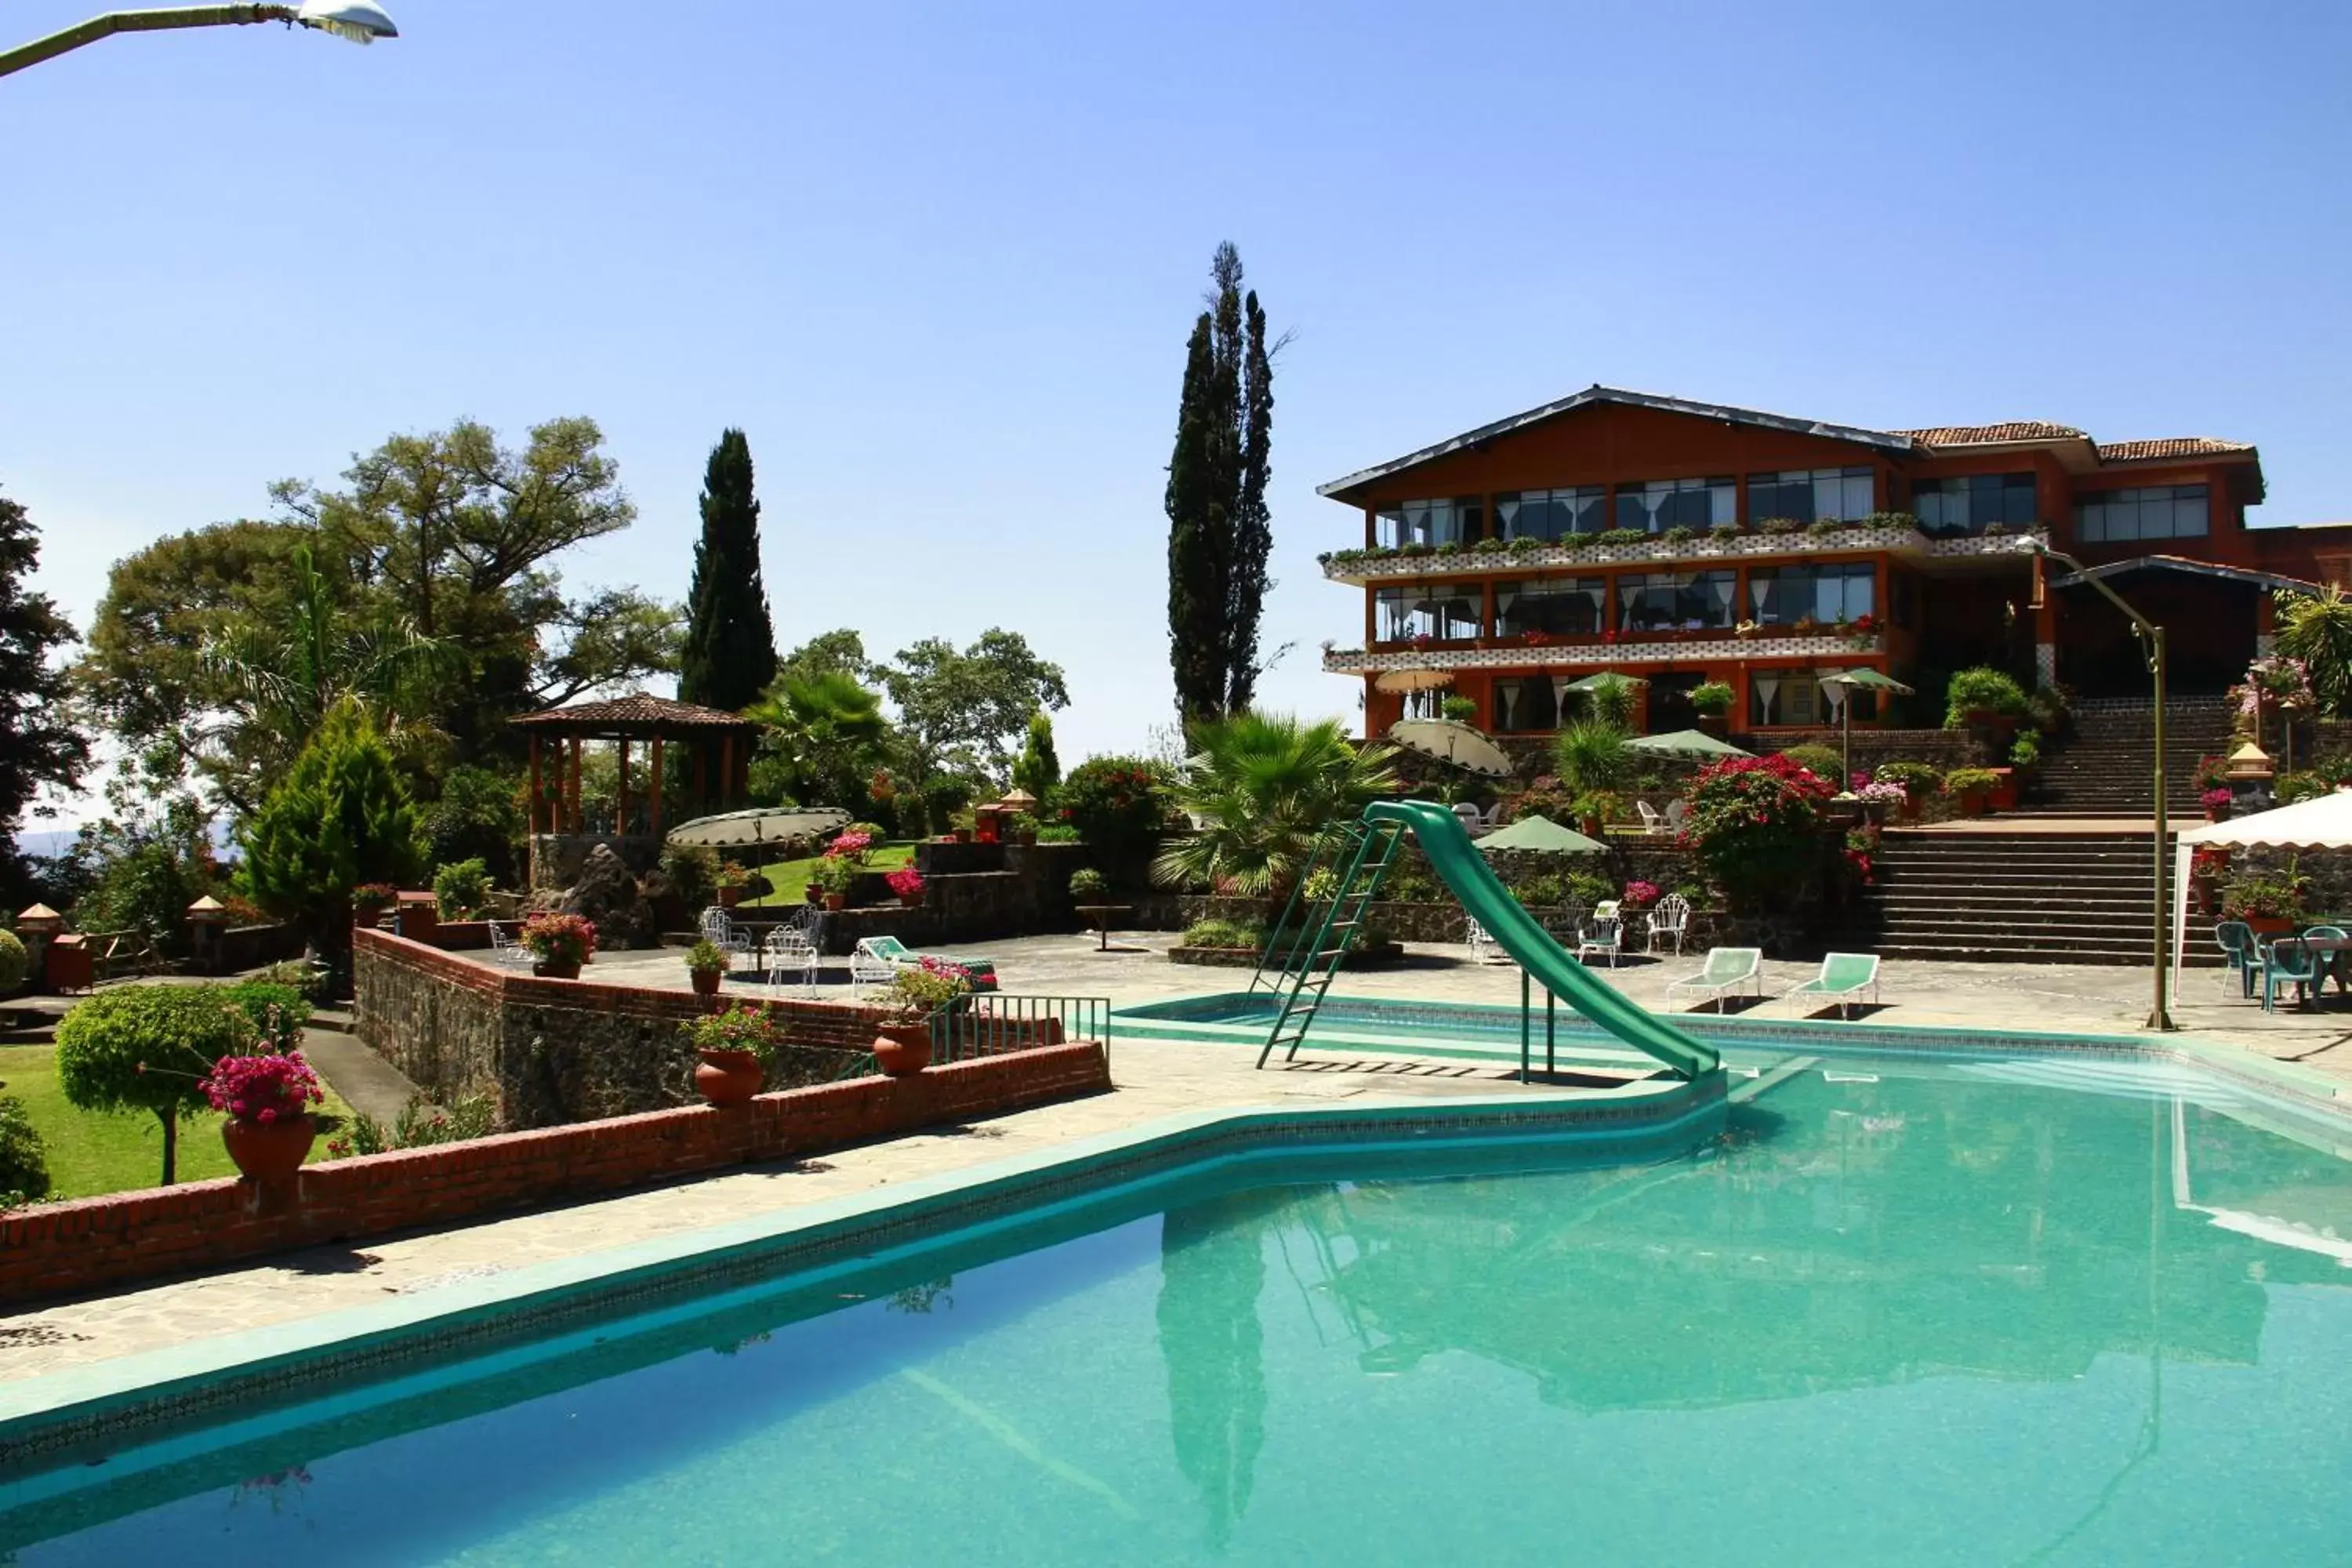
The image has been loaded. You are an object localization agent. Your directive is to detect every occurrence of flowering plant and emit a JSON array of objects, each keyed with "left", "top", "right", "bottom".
[
  {"left": 2222, "top": 870, "right": 2307, "bottom": 924},
  {"left": 1849, "top": 612, "right": 1877, "bottom": 633},
  {"left": 521, "top": 912, "right": 596, "bottom": 964},
  {"left": 2201, "top": 787, "right": 2235, "bottom": 811},
  {"left": 2190, "top": 847, "right": 2230, "bottom": 879},
  {"left": 886, "top": 867, "right": 925, "bottom": 898},
  {"left": 887, "top": 956, "right": 973, "bottom": 1022},
  {"left": 1853, "top": 779, "right": 1908, "bottom": 804},
  {"left": 1522, "top": 630, "right": 1555, "bottom": 647},
  {"left": 200, "top": 1051, "right": 325, "bottom": 1124},
  {"left": 353, "top": 883, "right": 398, "bottom": 911},
  {"left": 681, "top": 1003, "right": 780, "bottom": 1066},
  {"left": 1621, "top": 880, "right": 1660, "bottom": 909},
  {"left": 1408, "top": 631, "right": 1434, "bottom": 649},
  {"left": 826, "top": 829, "right": 874, "bottom": 862},
  {"left": 713, "top": 861, "right": 750, "bottom": 889},
  {"left": 1682, "top": 754, "right": 1835, "bottom": 909},
  {"left": 2230, "top": 654, "right": 2314, "bottom": 720}
]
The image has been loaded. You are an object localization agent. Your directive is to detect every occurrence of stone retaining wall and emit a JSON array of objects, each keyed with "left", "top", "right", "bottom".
[{"left": 0, "top": 1042, "right": 1112, "bottom": 1308}]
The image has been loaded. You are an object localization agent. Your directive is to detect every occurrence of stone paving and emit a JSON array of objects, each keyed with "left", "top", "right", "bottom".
[{"left": 5, "top": 931, "right": 2347, "bottom": 1385}]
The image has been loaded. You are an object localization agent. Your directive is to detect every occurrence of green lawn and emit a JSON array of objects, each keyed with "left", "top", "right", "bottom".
[
  {"left": 0, "top": 1044, "right": 358, "bottom": 1200},
  {"left": 739, "top": 844, "right": 916, "bottom": 907}
]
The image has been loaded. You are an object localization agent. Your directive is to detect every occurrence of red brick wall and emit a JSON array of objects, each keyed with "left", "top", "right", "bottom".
[{"left": 0, "top": 1043, "right": 1111, "bottom": 1307}]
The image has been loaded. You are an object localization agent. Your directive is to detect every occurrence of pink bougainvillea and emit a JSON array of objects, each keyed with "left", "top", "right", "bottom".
[{"left": 200, "top": 1051, "right": 325, "bottom": 1124}]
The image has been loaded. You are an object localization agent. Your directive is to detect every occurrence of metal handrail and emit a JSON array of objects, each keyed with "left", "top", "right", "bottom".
[{"left": 924, "top": 993, "right": 1112, "bottom": 1067}]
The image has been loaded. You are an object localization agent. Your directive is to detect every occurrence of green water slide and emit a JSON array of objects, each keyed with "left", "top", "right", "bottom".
[{"left": 1355, "top": 800, "right": 1719, "bottom": 1081}]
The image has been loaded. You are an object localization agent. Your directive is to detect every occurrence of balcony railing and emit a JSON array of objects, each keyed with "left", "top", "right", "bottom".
[
  {"left": 1323, "top": 625, "right": 1886, "bottom": 675},
  {"left": 1319, "top": 517, "right": 2043, "bottom": 583}
]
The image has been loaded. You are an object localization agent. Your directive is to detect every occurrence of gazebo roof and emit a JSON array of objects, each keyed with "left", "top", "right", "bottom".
[{"left": 513, "top": 692, "right": 764, "bottom": 737}]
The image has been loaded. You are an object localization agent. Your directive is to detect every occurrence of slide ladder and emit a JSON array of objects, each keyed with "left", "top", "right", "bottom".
[
  {"left": 1253, "top": 800, "right": 1720, "bottom": 1083},
  {"left": 1250, "top": 817, "right": 1406, "bottom": 1069}
]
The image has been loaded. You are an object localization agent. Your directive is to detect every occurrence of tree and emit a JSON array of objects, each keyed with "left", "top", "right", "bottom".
[
  {"left": 0, "top": 490, "right": 89, "bottom": 891},
  {"left": 240, "top": 701, "right": 424, "bottom": 966},
  {"left": 775, "top": 627, "right": 873, "bottom": 688},
  {"left": 1152, "top": 713, "right": 1397, "bottom": 897},
  {"left": 880, "top": 630, "right": 1069, "bottom": 786},
  {"left": 56, "top": 985, "right": 257, "bottom": 1185},
  {"left": 2274, "top": 587, "right": 2352, "bottom": 716},
  {"left": 1165, "top": 244, "right": 1281, "bottom": 727},
  {"left": 678, "top": 428, "right": 778, "bottom": 711},
  {"left": 1011, "top": 711, "right": 1062, "bottom": 799},
  {"left": 746, "top": 669, "right": 892, "bottom": 809}
]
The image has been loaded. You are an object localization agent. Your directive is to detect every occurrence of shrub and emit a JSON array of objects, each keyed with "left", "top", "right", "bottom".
[
  {"left": 219, "top": 982, "right": 312, "bottom": 1051},
  {"left": 2222, "top": 870, "right": 2307, "bottom": 924},
  {"left": 2275, "top": 770, "right": 2328, "bottom": 806},
  {"left": 1777, "top": 745, "right": 1843, "bottom": 783},
  {"left": 0, "top": 1096, "right": 50, "bottom": 1207},
  {"left": 1512, "top": 872, "right": 1566, "bottom": 906},
  {"left": 887, "top": 956, "right": 974, "bottom": 1021},
  {"left": 660, "top": 844, "right": 721, "bottom": 909},
  {"left": 1875, "top": 760, "right": 1944, "bottom": 794},
  {"left": 56, "top": 985, "right": 259, "bottom": 1184},
  {"left": 2010, "top": 731, "right": 2042, "bottom": 769},
  {"left": 419, "top": 765, "right": 524, "bottom": 887},
  {"left": 1571, "top": 789, "right": 1624, "bottom": 826},
  {"left": 432, "top": 858, "right": 493, "bottom": 920},
  {"left": 1622, "top": 880, "right": 1661, "bottom": 908},
  {"left": 1688, "top": 681, "right": 1735, "bottom": 717},
  {"left": 251, "top": 957, "right": 333, "bottom": 1006},
  {"left": 886, "top": 867, "right": 925, "bottom": 899},
  {"left": 1506, "top": 536, "right": 1541, "bottom": 556},
  {"left": 1943, "top": 666, "right": 2030, "bottom": 728},
  {"left": 1682, "top": 754, "right": 1835, "bottom": 910},
  {"left": 1580, "top": 675, "right": 1639, "bottom": 728},
  {"left": 1439, "top": 695, "right": 1479, "bottom": 724},
  {"left": 0, "top": 929, "right": 26, "bottom": 994},
  {"left": 1661, "top": 525, "right": 1696, "bottom": 546},
  {"left": 1069, "top": 868, "right": 1109, "bottom": 899},
  {"left": 1056, "top": 757, "right": 1174, "bottom": 860},
  {"left": 1596, "top": 528, "right": 1648, "bottom": 546},
  {"left": 685, "top": 938, "right": 728, "bottom": 975},
  {"left": 1036, "top": 824, "right": 1081, "bottom": 844},
  {"left": 240, "top": 700, "right": 423, "bottom": 946},
  {"left": 1944, "top": 768, "right": 2002, "bottom": 795},
  {"left": 1183, "top": 917, "right": 1265, "bottom": 949},
  {"left": 1806, "top": 519, "right": 1842, "bottom": 539},
  {"left": 1708, "top": 524, "right": 1740, "bottom": 542},
  {"left": 329, "top": 1093, "right": 497, "bottom": 1159},
  {"left": 808, "top": 855, "right": 859, "bottom": 896},
  {"left": 1555, "top": 721, "right": 1630, "bottom": 794},
  {"left": 1566, "top": 871, "right": 1614, "bottom": 907},
  {"left": 2024, "top": 684, "right": 2071, "bottom": 735},
  {"left": 520, "top": 913, "right": 596, "bottom": 964},
  {"left": 680, "top": 1003, "right": 782, "bottom": 1068}
]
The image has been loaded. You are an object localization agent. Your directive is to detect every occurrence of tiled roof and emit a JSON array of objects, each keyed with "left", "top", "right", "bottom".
[
  {"left": 1896, "top": 422, "right": 2087, "bottom": 446},
  {"left": 512, "top": 693, "right": 762, "bottom": 729},
  {"left": 2096, "top": 437, "right": 2256, "bottom": 463}
]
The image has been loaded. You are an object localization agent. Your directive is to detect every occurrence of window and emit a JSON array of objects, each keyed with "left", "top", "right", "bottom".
[
  {"left": 1374, "top": 584, "right": 1480, "bottom": 641},
  {"left": 1497, "top": 488, "right": 1606, "bottom": 542},
  {"left": 1494, "top": 578, "right": 1607, "bottom": 637},
  {"left": 1911, "top": 472, "right": 2036, "bottom": 535},
  {"left": 1618, "top": 570, "right": 1736, "bottom": 633},
  {"left": 2075, "top": 485, "right": 2209, "bottom": 544},
  {"left": 1617, "top": 476, "right": 1736, "bottom": 534},
  {"left": 1374, "top": 497, "right": 1480, "bottom": 548},
  {"left": 1493, "top": 677, "right": 1560, "bottom": 732},
  {"left": 1748, "top": 670, "right": 1823, "bottom": 727},
  {"left": 1748, "top": 466, "right": 1875, "bottom": 524},
  {"left": 1746, "top": 563, "right": 1875, "bottom": 626}
]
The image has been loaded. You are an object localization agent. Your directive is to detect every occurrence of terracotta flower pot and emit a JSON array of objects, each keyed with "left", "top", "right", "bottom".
[
  {"left": 690, "top": 967, "right": 722, "bottom": 996},
  {"left": 824, "top": 892, "right": 848, "bottom": 911},
  {"left": 953, "top": 829, "right": 971, "bottom": 844},
  {"left": 695, "top": 1047, "right": 764, "bottom": 1106},
  {"left": 899, "top": 893, "right": 922, "bottom": 907},
  {"left": 2243, "top": 915, "right": 2295, "bottom": 941},
  {"left": 872, "top": 1022, "right": 931, "bottom": 1078},
  {"left": 718, "top": 885, "right": 743, "bottom": 909},
  {"left": 1018, "top": 830, "right": 1037, "bottom": 848},
  {"left": 222, "top": 1113, "right": 315, "bottom": 1183},
  {"left": 805, "top": 884, "right": 823, "bottom": 904},
  {"left": 532, "top": 956, "right": 581, "bottom": 979}
]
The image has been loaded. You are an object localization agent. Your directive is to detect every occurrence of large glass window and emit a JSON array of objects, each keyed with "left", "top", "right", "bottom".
[
  {"left": 2075, "top": 485, "right": 2209, "bottom": 544},
  {"left": 1374, "top": 584, "right": 1481, "bottom": 641},
  {"left": 1748, "top": 670, "right": 1823, "bottom": 727},
  {"left": 1911, "top": 472, "right": 2037, "bottom": 534},
  {"left": 1748, "top": 466, "right": 1875, "bottom": 525},
  {"left": 1618, "top": 570, "right": 1736, "bottom": 633},
  {"left": 1617, "top": 476, "right": 1736, "bottom": 534},
  {"left": 1493, "top": 677, "right": 1560, "bottom": 732},
  {"left": 1497, "top": 488, "right": 1606, "bottom": 542},
  {"left": 1494, "top": 578, "right": 1607, "bottom": 637},
  {"left": 1747, "top": 563, "right": 1876, "bottom": 626},
  {"left": 1374, "top": 497, "right": 1481, "bottom": 548}
]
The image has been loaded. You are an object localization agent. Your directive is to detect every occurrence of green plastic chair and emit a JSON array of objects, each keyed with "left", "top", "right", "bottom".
[
  {"left": 2304, "top": 925, "right": 2348, "bottom": 996},
  {"left": 1782, "top": 953, "right": 1882, "bottom": 1018},
  {"left": 2212, "top": 921, "right": 2258, "bottom": 999},
  {"left": 1666, "top": 947, "right": 1761, "bottom": 1013},
  {"left": 2262, "top": 937, "right": 2319, "bottom": 1014}
]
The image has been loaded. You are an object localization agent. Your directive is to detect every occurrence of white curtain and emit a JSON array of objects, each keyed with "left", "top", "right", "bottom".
[
  {"left": 1552, "top": 674, "right": 1575, "bottom": 717},
  {"left": 1819, "top": 673, "right": 1847, "bottom": 718},
  {"left": 1753, "top": 673, "right": 1780, "bottom": 726}
]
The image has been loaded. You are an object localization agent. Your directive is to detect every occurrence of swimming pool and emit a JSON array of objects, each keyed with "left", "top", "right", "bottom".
[{"left": 6, "top": 1041, "right": 2352, "bottom": 1563}]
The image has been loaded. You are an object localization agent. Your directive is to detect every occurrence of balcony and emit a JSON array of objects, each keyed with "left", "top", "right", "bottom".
[
  {"left": 1323, "top": 625, "right": 1887, "bottom": 677},
  {"left": 1318, "top": 517, "right": 2044, "bottom": 584}
]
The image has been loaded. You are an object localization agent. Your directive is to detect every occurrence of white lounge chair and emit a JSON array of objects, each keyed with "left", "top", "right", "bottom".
[
  {"left": 1466, "top": 918, "right": 1512, "bottom": 965},
  {"left": 1666, "top": 947, "right": 1762, "bottom": 1013},
  {"left": 1645, "top": 892, "right": 1690, "bottom": 956},
  {"left": 1782, "top": 953, "right": 1880, "bottom": 1018},
  {"left": 1635, "top": 800, "right": 1670, "bottom": 837}
]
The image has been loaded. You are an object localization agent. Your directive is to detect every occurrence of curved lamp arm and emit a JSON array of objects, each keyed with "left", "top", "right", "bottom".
[{"left": 0, "top": 3, "right": 395, "bottom": 78}]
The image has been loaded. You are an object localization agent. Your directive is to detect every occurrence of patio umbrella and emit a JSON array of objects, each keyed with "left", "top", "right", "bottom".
[
  {"left": 1820, "top": 668, "right": 1916, "bottom": 786},
  {"left": 1374, "top": 668, "right": 1454, "bottom": 693},
  {"left": 1562, "top": 671, "right": 1650, "bottom": 690},
  {"left": 1475, "top": 815, "right": 1606, "bottom": 855},
  {"left": 1625, "top": 729, "right": 1751, "bottom": 760},
  {"left": 664, "top": 805, "right": 852, "bottom": 851},
  {"left": 1388, "top": 718, "right": 1514, "bottom": 779}
]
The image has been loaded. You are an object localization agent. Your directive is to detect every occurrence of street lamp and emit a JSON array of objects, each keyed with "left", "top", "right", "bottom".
[
  {"left": 2027, "top": 539, "right": 2176, "bottom": 1032},
  {"left": 0, "top": 3, "right": 397, "bottom": 78}
]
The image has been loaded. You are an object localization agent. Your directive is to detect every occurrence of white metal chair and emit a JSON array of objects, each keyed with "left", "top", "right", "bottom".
[
  {"left": 699, "top": 906, "right": 757, "bottom": 973},
  {"left": 1645, "top": 892, "right": 1690, "bottom": 956},
  {"left": 1466, "top": 918, "right": 1512, "bottom": 965},
  {"left": 485, "top": 920, "right": 534, "bottom": 967},
  {"left": 1451, "top": 801, "right": 1482, "bottom": 834},
  {"left": 1576, "top": 902, "right": 1623, "bottom": 967},
  {"left": 765, "top": 929, "right": 818, "bottom": 995}
]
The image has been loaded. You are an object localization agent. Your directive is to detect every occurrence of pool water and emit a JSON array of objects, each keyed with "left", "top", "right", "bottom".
[{"left": 10, "top": 1051, "right": 2352, "bottom": 1565}]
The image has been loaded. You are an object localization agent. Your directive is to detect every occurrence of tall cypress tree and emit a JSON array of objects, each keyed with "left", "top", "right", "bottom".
[
  {"left": 1166, "top": 245, "right": 1277, "bottom": 727},
  {"left": 0, "top": 491, "right": 85, "bottom": 896},
  {"left": 679, "top": 428, "right": 777, "bottom": 711}
]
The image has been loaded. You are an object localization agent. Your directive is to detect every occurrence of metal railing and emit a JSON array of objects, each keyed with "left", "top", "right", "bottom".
[{"left": 927, "top": 993, "right": 1112, "bottom": 1067}]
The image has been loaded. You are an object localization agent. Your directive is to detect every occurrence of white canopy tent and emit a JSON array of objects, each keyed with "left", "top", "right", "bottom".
[{"left": 2172, "top": 790, "right": 2352, "bottom": 988}]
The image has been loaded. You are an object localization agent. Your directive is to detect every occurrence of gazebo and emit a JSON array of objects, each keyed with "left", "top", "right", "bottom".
[{"left": 511, "top": 693, "right": 767, "bottom": 884}]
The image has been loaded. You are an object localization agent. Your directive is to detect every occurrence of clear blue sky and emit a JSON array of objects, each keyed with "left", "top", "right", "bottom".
[{"left": 4, "top": 0, "right": 2348, "bottom": 797}]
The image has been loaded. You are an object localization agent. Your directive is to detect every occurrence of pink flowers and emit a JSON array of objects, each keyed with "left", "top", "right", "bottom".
[
  {"left": 521, "top": 912, "right": 597, "bottom": 964},
  {"left": 2201, "top": 787, "right": 2234, "bottom": 810},
  {"left": 828, "top": 830, "right": 873, "bottom": 859},
  {"left": 886, "top": 867, "right": 925, "bottom": 898},
  {"left": 1622, "top": 880, "right": 1660, "bottom": 909},
  {"left": 201, "top": 1051, "right": 325, "bottom": 1123}
]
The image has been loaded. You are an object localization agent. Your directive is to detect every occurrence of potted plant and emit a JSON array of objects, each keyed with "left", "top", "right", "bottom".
[
  {"left": 201, "top": 1051, "right": 326, "bottom": 1183},
  {"left": 680, "top": 1004, "right": 779, "bottom": 1107},
  {"left": 887, "top": 867, "right": 926, "bottom": 908},
  {"left": 684, "top": 937, "right": 728, "bottom": 997},
  {"left": 2202, "top": 786, "right": 2234, "bottom": 823},
  {"left": 873, "top": 957, "right": 973, "bottom": 1077},
  {"left": 353, "top": 883, "right": 397, "bottom": 928},
  {"left": 1687, "top": 682, "right": 1734, "bottom": 735},
  {"left": 1944, "top": 767, "right": 2002, "bottom": 818},
  {"left": 1069, "top": 866, "right": 1109, "bottom": 904},
  {"left": 1943, "top": 666, "right": 2030, "bottom": 735},
  {"left": 1572, "top": 789, "right": 1623, "bottom": 837},
  {"left": 1873, "top": 762, "right": 1943, "bottom": 823},
  {"left": 715, "top": 861, "right": 751, "bottom": 909},
  {"left": 1851, "top": 777, "right": 1906, "bottom": 825},
  {"left": 1440, "top": 695, "right": 1479, "bottom": 724},
  {"left": 521, "top": 912, "right": 596, "bottom": 978},
  {"left": 809, "top": 855, "right": 858, "bottom": 911},
  {"left": 2190, "top": 847, "right": 2230, "bottom": 916},
  {"left": 2222, "top": 871, "right": 2307, "bottom": 939},
  {"left": 1621, "top": 880, "right": 1660, "bottom": 912},
  {"left": 1007, "top": 812, "right": 1040, "bottom": 847}
]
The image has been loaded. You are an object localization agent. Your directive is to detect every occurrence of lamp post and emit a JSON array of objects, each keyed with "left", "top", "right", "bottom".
[
  {"left": 0, "top": 2, "right": 396, "bottom": 78},
  {"left": 2029, "top": 540, "right": 2176, "bottom": 1031}
]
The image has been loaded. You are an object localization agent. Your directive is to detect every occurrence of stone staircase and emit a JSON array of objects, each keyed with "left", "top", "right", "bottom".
[
  {"left": 1839, "top": 828, "right": 2215, "bottom": 966},
  {"left": 2013, "top": 697, "right": 2237, "bottom": 818}
]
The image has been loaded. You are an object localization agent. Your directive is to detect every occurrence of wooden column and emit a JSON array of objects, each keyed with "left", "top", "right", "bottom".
[
  {"left": 568, "top": 737, "right": 583, "bottom": 832},
  {"left": 617, "top": 739, "right": 630, "bottom": 837},
  {"left": 720, "top": 735, "right": 735, "bottom": 809},
  {"left": 693, "top": 744, "right": 708, "bottom": 811},
  {"left": 528, "top": 734, "right": 542, "bottom": 834},
  {"left": 650, "top": 734, "right": 665, "bottom": 837}
]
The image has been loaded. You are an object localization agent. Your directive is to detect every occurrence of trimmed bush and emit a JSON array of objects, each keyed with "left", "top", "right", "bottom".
[
  {"left": 220, "top": 982, "right": 313, "bottom": 1053},
  {"left": 1944, "top": 666, "right": 2030, "bottom": 728},
  {"left": 56, "top": 985, "right": 259, "bottom": 1185},
  {"left": 1182, "top": 917, "right": 1265, "bottom": 950},
  {"left": 1777, "top": 745, "right": 1844, "bottom": 784},
  {"left": 0, "top": 928, "right": 27, "bottom": 993},
  {"left": 0, "top": 1095, "right": 50, "bottom": 1207},
  {"left": 433, "top": 857, "right": 493, "bottom": 920}
]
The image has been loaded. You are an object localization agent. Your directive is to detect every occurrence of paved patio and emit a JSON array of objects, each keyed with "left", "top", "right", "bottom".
[{"left": 4, "top": 932, "right": 2346, "bottom": 1385}]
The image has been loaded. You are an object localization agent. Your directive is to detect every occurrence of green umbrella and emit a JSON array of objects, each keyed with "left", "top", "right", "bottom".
[
  {"left": 1820, "top": 668, "right": 1917, "bottom": 786},
  {"left": 1561, "top": 671, "right": 1650, "bottom": 691},
  {"left": 1474, "top": 815, "right": 1608, "bottom": 855},
  {"left": 1625, "top": 729, "right": 1752, "bottom": 759}
]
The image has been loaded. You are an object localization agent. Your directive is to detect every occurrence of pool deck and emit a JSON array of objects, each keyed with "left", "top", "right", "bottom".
[{"left": 5, "top": 934, "right": 2347, "bottom": 1385}]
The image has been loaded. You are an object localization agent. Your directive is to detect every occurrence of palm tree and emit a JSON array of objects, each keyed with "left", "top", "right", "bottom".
[
  {"left": 2274, "top": 586, "right": 2352, "bottom": 717},
  {"left": 746, "top": 669, "right": 892, "bottom": 808},
  {"left": 1153, "top": 712, "right": 1398, "bottom": 897}
]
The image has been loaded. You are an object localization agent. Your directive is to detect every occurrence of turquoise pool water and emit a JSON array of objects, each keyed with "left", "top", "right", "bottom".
[{"left": 9, "top": 1049, "right": 2352, "bottom": 1564}]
